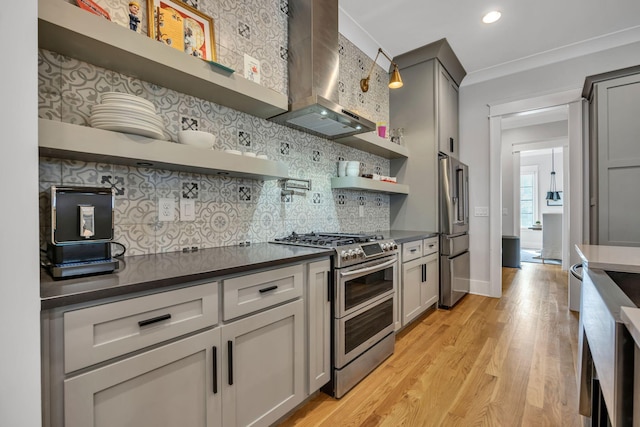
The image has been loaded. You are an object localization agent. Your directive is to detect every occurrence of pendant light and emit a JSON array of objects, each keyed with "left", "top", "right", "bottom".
[{"left": 545, "top": 148, "right": 561, "bottom": 201}]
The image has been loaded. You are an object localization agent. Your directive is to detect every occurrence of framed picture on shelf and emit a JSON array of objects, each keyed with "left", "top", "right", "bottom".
[
  {"left": 546, "top": 191, "right": 563, "bottom": 206},
  {"left": 148, "top": 0, "right": 216, "bottom": 61}
]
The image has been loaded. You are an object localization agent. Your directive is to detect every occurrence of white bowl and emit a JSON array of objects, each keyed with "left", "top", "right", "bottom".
[{"left": 178, "top": 130, "right": 216, "bottom": 149}]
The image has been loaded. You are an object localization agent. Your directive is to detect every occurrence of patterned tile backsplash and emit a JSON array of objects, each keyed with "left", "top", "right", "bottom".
[
  {"left": 58, "top": 0, "right": 390, "bottom": 124},
  {"left": 39, "top": 0, "right": 393, "bottom": 256}
]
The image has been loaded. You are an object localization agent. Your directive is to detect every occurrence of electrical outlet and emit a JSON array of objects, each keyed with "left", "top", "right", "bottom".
[
  {"left": 180, "top": 199, "right": 195, "bottom": 221},
  {"left": 474, "top": 206, "right": 489, "bottom": 217},
  {"left": 159, "top": 198, "right": 175, "bottom": 221}
]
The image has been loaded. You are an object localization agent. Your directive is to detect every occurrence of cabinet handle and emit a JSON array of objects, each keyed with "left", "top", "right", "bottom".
[
  {"left": 138, "top": 313, "right": 171, "bottom": 327},
  {"left": 227, "top": 340, "right": 233, "bottom": 386},
  {"left": 212, "top": 346, "right": 218, "bottom": 394},
  {"left": 450, "top": 137, "right": 454, "bottom": 153},
  {"left": 422, "top": 264, "right": 427, "bottom": 282},
  {"left": 259, "top": 285, "right": 278, "bottom": 293},
  {"left": 410, "top": 248, "right": 417, "bottom": 253}
]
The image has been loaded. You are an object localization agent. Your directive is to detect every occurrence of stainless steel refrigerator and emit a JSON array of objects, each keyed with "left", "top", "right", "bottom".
[{"left": 439, "top": 155, "right": 470, "bottom": 308}]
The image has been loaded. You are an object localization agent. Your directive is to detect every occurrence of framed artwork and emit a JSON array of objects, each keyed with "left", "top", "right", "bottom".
[
  {"left": 546, "top": 191, "right": 563, "bottom": 206},
  {"left": 148, "top": 0, "right": 216, "bottom": 61}
]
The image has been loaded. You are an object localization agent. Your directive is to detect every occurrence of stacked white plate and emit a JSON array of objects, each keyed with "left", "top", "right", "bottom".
[{"left": 89, "top": 92, "right": 167, "bottom": 140}]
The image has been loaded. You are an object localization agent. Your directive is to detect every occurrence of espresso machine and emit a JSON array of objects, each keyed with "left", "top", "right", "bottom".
[{"left": 46, "top": 186, "right": 119, "bottom": 279}]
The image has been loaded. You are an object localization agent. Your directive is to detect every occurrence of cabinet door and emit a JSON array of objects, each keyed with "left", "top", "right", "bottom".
[
  {"left": 437, "top": 64, "right": 459, "bottom": 157},
  {"left": 64, "top": 328, "right": 222, "bottom": 427},
  {"left": 307, "top": 260, "right": 331, "bottom": 394},
  {"left": 595, "top": 73, "right": 640, "bottom": 246},
  {"left": 421, "top": 253, "right": 439, "bottom": 308},
  {"left": 402, "top": 257, "right": 424, "bottom": 326},
  {"left": 222, "top": 300, "right": 304, "bottom": 427}
]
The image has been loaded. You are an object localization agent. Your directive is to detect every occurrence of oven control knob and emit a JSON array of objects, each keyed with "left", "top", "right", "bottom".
[
  {"left": 392, "top": 243, "right": 398, "bottom": 250},
  {"left": 355, "top": 248, "right": 364, "bottom": 258},
  {"left": 382, "top": 243, "right": 390, "bottom": 251},
  {"left": 340, "top": 250, "right": 349, "bottom": 260}
]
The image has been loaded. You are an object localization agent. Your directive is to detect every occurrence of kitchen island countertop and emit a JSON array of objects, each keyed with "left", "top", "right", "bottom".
[
  {"left": 576, "top": 244, "right": 640, "bottom": 273},
  {"left": 41, "top": 243, "right": 332, "bottom": 310}
]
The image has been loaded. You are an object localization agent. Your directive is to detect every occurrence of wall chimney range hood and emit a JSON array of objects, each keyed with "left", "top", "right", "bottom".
[{"left": 268, "top": 0, "right": 376, "bottom": 139}]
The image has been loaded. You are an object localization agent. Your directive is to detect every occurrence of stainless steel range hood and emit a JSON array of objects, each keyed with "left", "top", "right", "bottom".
[{"left": 268, "top": 0, "right": 375, "bottom": 139}]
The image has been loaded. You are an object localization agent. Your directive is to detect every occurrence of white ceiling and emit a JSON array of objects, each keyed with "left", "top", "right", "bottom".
[{"left": 339, "top": 0, "right": 640, "bottom": 85}]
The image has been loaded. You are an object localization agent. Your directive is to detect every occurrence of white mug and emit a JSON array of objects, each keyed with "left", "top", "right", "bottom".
[{"left": 337, "top": 160, "right": 348, "bottom": 177}]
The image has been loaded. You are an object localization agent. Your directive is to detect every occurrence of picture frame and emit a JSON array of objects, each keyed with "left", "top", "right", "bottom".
[
  {"left": 546, "top": 191, "right": 563, "bottom": 206},
  {"left": 148, "top": 0, "right": 216, "bottom": 61}
]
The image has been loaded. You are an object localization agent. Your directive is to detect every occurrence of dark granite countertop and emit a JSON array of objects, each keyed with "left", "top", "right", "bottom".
[
  {"left": 383, "top": 230, "right": 439, "bottom": 244},
  {"left": 41, "top": 243, "right": 332, "bottom": 310}
]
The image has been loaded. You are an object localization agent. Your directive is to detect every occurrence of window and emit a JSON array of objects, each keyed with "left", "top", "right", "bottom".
[{"left": 520, "top": 166, "right": 538, "bottom": 228}]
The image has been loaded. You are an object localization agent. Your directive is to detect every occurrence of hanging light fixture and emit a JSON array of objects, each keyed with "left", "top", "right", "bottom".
[
  {"left": 545, "top": 148, "right": 561, "bottom": 201},
  {"left": 360, "top": 48, "right": 403, "bottom": 93}
]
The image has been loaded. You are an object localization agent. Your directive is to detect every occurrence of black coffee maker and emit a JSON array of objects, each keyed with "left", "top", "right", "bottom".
[{"left": 46, "top": 186, "right": 119, "bottom": 279}]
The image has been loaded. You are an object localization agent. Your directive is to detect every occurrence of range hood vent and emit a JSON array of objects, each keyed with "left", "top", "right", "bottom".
[{"left": 268, "top": 0, "right": 375, "bottom": 139}]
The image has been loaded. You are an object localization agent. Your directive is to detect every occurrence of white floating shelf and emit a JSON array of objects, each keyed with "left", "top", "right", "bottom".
[
  {"left": 38, "top": 0, "right": 287, "bottom": 119},
  {"left": 39, "top": 119, "right": 289, "bottom": 180},
  {"left": 331, "top": 177, "right": 409, "bottom": 195},
  {"left": 334, "top": 132, "right": 409, "bottom": 159}
]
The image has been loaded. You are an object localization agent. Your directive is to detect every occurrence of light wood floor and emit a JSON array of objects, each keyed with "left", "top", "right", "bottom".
[{"left": 279, "top": 263, "right": 581, "bottom": 426}]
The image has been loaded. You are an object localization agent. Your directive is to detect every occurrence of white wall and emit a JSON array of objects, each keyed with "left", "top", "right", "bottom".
[
  {"left": 459, "top": 40, "right": 640, "bottom": 293},
  {"left": 0, "top": 1, "right": 41, "bottom": 426}
]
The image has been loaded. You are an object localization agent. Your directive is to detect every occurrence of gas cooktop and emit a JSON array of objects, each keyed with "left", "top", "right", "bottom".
[
  {"left": 273, "top": 231, "right": 384, "bottom": 247},
  {"left": 272, "top": 232, "right": 397, "bottom": 268}
]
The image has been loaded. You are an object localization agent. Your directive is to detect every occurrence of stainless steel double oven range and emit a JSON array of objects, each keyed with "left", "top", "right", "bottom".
[{"left": 273, "top": 232, "right": 398, "bottom": 398}]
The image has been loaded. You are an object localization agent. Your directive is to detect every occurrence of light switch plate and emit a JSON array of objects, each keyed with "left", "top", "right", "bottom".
[
  {"left": 180, "top": 199, "right": 195, "bottom": 221},
  {"left": 474, "top": 206, "right": 489, "bottom": 217},
  {"left": 159, "top": 198, "right": 175, "bottom": 221}
]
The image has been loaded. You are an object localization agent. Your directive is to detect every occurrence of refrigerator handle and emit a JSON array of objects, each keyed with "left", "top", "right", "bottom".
[
  {"left": 456, "top": 168, "right": 464, "bottom": 223},
  {"left": 463, "top": 168, "right": 469, "bottom": 224}
]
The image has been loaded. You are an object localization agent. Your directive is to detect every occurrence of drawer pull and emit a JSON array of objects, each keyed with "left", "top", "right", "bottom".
[
  {"left": 410, "top": 248, "right": 418, "bottom": 253},
  {"left": 259, "top": 285, "right": 278, "bottom": 294},
  {"left": 228, "top": 340, "right": 234, "bottom": 385},
  {"left": 138, "top": 313, "right": 171, "bottom": 327},
  {"left": 212, "top": 346, "right": 218, "bottom": 394}
]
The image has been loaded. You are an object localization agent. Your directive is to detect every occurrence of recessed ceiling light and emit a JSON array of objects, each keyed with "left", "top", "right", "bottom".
[{"left": 482, "top": 11, "right": 501, "bottom": 24}]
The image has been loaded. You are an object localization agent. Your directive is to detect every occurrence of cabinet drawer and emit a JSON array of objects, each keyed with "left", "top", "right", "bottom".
[
  {"left": 223, "top": 265, "right": 303, "bottom": 320},
  {"left": 423, "top": 237, "right": 439, "bottom": 256},
  {"left": 64, "top": 282, "right": 218, "bottom": 373},
  {"left": 402, "top": 240, "right": 423, "bottom": 262}
]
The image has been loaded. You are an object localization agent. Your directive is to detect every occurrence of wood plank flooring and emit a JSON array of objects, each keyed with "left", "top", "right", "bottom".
[{"left": 279, "top": 263, "right": 581, "bottom": 426}]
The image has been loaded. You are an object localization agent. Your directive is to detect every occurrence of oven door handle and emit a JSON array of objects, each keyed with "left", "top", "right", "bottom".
[{"left": 339, "top": 258, "right": 397, "bottom": 277}]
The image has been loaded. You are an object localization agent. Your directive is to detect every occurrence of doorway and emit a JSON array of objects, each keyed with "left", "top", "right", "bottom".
[
  {"left": 488, "top": 89, "right": 585, "bottom": 311},
  {"left": 518, "top": 147, "right": 564, "bottom": 265}
]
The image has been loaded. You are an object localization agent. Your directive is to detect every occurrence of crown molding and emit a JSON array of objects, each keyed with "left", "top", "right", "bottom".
[{"left": 462, "top": 25, "right": 640, "bottom": 87}]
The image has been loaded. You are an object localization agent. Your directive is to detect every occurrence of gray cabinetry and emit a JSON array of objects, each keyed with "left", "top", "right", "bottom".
[
  {"left": 64, "top": 328, "right": 222, "bottom": 427},
  {"left": 586, "top": 69, "right": 640, "bottom": 246},
  {"left": 437, "top": 64, "right": 460, "bottom": 157},
  {"left": 220, "top": 300, "right": 304, "bottom": 427},
  {"left": 400, "top": 237, "right": 439, "bottom": 328},
  {"left": 389, "top": 57, "right": 460, "bottom": 231},
  {"left": 306, "top": 260, "right": 331, "bottom": 393},
  {"left": 42, "top": 257, "right": 327, "bottom": 427}
]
